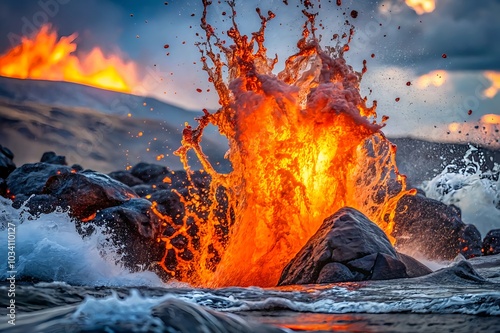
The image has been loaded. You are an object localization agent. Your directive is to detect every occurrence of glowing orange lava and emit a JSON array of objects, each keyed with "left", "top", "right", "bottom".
[
  {"left": 155, "top": 1, "right": 412, "bottom": 288},
  {"left": 0, "top": 24, "right": 138, "bottom": 93}
]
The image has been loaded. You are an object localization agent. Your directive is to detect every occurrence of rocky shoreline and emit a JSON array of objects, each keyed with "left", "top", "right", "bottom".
[{"left": 1, "top": 145, "right": 499, "bottom": 285}]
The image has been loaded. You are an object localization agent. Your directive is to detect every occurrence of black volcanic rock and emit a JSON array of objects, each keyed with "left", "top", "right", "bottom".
[
  {"left": 149, "top": 189, "right": 186, "bottom": 226},
  {"left": 6, "top": 162, "right": 73, "bottom": 196},
  {"left": 414, "top": 260, "right": 487, "bottom": 284},
  {"left": 131, "top": 162, "right": 170, "bottom": 184},
  {"left": 40, "top": 151, "right": 67, "bottom": 165},
  {"left": 0, "top": 144, "right": 16, "bottom": 179},
  {"left": 42, "top": 170, "right": 139, "bottom": 220},
  {"left": 278, "top": 207, "right": 430, "bottom": 286},
  {"left": 482, "top": 229, "right": 500, "bottom": 256},
  {"left": 396, "top": 252, "right": 433, "bottom": 278},
  {"left": 80, "top": 198, "right": 166, "bottom": 270},
  {"left": 21, "top": 194, "right": 59, "bottom": 216},
  {"left": 0, "top": 178, "right": 7, "bottom": 197},
  {"left": 108, "top": 170, "right": 145, "bottom": 187},
  {"left": 393, "top": 193, "right": 478, "bottom": 260},
  {"left": 459, "top": 224, "right": 483, "bottom": 258}
]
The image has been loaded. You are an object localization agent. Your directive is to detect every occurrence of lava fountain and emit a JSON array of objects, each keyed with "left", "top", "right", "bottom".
[
  {"left": 159, "top": 1, "right": 414, "bottom": 287},
  {"left": 0, "top": 24, "right": 138, "bottom": 93}
]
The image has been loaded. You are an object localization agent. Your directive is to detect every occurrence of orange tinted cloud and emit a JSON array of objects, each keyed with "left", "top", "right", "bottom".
[
  {"left": 416, "top": 70, "right": 447, "bottom": 89},
  {"left": 405, "top": 0, "right": 436, "bottom": 15},
  {"left": 483, "top": 71, "right": 500, "bottom": 99}
]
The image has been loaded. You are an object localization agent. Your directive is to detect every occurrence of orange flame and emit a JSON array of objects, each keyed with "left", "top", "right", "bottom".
[{"left": 0, "top": 24, "right": 138, "bottom": 93}]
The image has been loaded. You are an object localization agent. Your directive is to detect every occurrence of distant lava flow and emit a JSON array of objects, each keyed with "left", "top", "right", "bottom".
[
  {"left": 0, "top": 24, "right": 138, "bottom": 93},
  {"left": 163, "top": 1, "right": 414, "bottom": 288}
]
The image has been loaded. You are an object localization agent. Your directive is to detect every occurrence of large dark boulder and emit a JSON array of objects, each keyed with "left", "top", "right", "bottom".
[
  {"left": 393, "top": 193, "right": 481, "bottom": 260},
  {"left": 0, "top": 145, "right": 16, "bottom": 179},
  {"left": 278, "top": 207, "right": 431, "bottom": 286},
  {"left": 6, "top": 162, "right": 73, "bottom": 196},
  {"left": 131, "top": 162, "right": 170, "bottom": 184},
  {"left": 482, "top": 229, "right": 500, "bottom": 256},
  {"left": 40, "top": 151, "right": 67, "bottom": 165},
  {"left": 459, "top": 224, "right": 483, "bottom": 258},
  {"left": 42, "top": 170, "right": 139, "bottom": 220},
  {"left": 19, "top": 194, "right": 59, "bottom": 216},
  {"left": 108, "top": 170, "right": 144, "bottom": 187},
  {"left": 79, "top": 198, "right": 165, "bottom": 270},
  {"left": 149, "top": 189, "right": 186, "bottom": 226}
]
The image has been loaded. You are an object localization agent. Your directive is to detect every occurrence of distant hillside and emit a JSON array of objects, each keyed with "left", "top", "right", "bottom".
[
  {"left": 0, "top": 77, "right": 497, "bottom": 183},
  {"left": 0, "top": 98, "right": 229, "bottom": 173},
  {"left": 391, "top": 137, "right": 499, "bottom": 186},
  {"left": 0, "top": 76, "right": 200, "bottom": 126}
]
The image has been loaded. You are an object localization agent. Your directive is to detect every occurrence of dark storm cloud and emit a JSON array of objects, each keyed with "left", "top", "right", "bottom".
[
  {"left": 0, "top": 0, "right": 158, "bottom": 55},
  {"left": 360, "top": 0, "right": 500, "bottom": 73}
]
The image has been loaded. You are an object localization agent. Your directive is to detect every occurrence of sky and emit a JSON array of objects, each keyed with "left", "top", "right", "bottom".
[{"left": 0, "top": 0, "right": 499, "bottom": 146}]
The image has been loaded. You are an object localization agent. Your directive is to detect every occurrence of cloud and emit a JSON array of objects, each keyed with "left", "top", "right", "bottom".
[
  {"left": 369, "top": 0, "right": 500, "bottom": 73},
  {"left": 483, "top": 71, "right": 500, "bottom": 99}
]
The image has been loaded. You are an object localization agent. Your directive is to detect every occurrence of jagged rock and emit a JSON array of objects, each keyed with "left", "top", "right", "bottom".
[
  {"left": 393, "top": 193, "right": 472, "bottom": 260},
  {"left": 40, "top": 151, "right": 67, "bottom": 165},
  {"left": 0, "top": 145, "right": 16, "bottom": 179},
  {"left": 131, "top": 184, "right": 156, "bottom": 197},
  {"left": 42, "top": 170, "right": 139, "bottom": 220},
  {"left": 71, "top": 164, "right": 84, "bottom": 172},
  {"left": 371, "top": 253, "right": 408, "bottom": 280},
  {"left": 414, "top": 260, "right": 487, "bottom": 284},
  {"left": 151, "top": 298, "right": 283, "bottom": 333},
  {"left": 22, "top": 194, "right": 59, "bottom": 216},
  {"left": 278, "top": 207, "right": 430, "bottom": 286},
  {"left": 131, "top": 162, "right": 170, "bottom": 184},
  {"left": 149, "top": 189, "right": 186, "bottom": 226},
  {"left": 459, "top": 224, "right": 483, "bottom": 258},
  {"left": 79, "top": 198, "right": 165, "bottom": 270},
  {"left": 396, "top": 253, "right": 433, "bottom": 278},
  {"left": 6, "top": 162, "right": 73, "bottom": 196},
  {"left": 482, "top": 229, "right": 500, "bottom": 256},
  {"left": 317, "top": 262, "right": 355, "bottom": 284},
  {"left": 108, "top": 170, "right": 145, "bottom": 187},
  {"left": 0, "top": 178, "right": 7, "bottom": 197}
]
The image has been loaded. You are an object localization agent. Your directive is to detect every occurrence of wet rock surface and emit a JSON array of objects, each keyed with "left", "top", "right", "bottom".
[
  {"left": 42, "top": 170, "right": 139, "bottom": 220},
  {"left": 131, "top": 162, "right": 170, "bottom": 184},
  {"left": 1, "top": 146, "right": 495, "bottom": 284},
  {"left": 393, "top": 193, "right": 482, "bottom": 260},
  {"left": 108, "top": 170, "right": 145, "bottom": 187},
  {"left": 78, "top": 198, "right": 166, "bottom": 270},
  {"left": 278, "top": 207, "right": 431, "bottom": 286},
  {"left": 40, "top": 151, "right": 67, "bottom": 165},
  {"left": 6, "top": 162, "right": 73, "bottom": 196},
  {"left": 482, "top": 229, "right": 500, "bottom": 256}
]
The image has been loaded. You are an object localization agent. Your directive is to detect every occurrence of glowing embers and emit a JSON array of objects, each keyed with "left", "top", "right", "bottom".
[
  {"left": 0, "top": 24, "right": 138, "bottom": 93},
  {"left": 164, "top": 2, "right": 410, "bottom": 287}
]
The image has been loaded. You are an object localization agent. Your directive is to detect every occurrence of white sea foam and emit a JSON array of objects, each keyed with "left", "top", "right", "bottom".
[
  {"left": 66, "top": 285, "right": 500, "bottom": 331},
  {"left": 422, "top": 145, "right": 500, "bottom": 237},
  {"left": 0, "top": 197, "right": 164, "bottom": 287}
]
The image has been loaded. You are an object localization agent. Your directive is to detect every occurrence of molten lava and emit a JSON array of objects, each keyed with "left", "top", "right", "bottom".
[
  {"left": 156, "top": 1, "right": 412, "bottom": 287},
  {"left": 0, "top": 24, "right": 138, "bottom": 93}
]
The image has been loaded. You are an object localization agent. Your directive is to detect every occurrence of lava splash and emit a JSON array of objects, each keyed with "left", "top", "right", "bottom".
[
  {"left": 163, "top": 1, "right": 413, "bottom": 287},
  {"left": 0, "top": 24, "right": 138, "bottom": 93}
]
